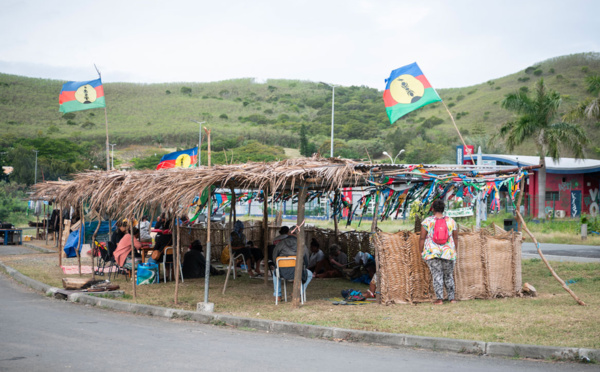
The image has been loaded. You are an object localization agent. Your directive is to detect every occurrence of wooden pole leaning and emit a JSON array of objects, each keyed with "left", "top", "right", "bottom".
[
  {"left": 515, "top": 210, "right": 585, "bottom": 306},
  {"left": 441, "top": 100, "right": 475, "bottom": 164},
  {"left": 292, "top": 182, "right": 308, "bottom": 308}
]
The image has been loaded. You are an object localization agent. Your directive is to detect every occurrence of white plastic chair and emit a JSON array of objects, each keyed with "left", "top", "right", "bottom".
[
  {"left": 161, "top": 246, "right": 184, "bottom": 283},
  {"left": 228, "top": 245, "right": 248, "bottom": 279},
  {"left": 275, "top": 256, "right": 305, "bottom": 305}
]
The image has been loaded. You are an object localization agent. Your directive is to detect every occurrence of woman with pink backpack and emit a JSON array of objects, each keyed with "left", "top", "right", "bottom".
[{"left": 419, "top": 199, "right": 459, "bottom": 305}]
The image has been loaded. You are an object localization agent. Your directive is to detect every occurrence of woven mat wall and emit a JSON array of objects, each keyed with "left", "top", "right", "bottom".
[{"left": 375, "top": 229, "right": 522, "bottom": 304}]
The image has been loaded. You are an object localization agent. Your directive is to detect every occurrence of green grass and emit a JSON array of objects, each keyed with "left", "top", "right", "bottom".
[
  {"left": 1, "top": 53, "right": 599, "bottom": 163},
  {"left": 4, "top": 249, "right": 599, "bottom": 349}
]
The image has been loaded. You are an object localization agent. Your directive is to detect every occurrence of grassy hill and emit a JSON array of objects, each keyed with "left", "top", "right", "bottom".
[{"left": 1, "top": 52, "right": 599, "bottom": 172}]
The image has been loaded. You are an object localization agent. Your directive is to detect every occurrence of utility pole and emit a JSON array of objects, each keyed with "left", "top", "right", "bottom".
[
  {"left": 190, "top": 119, "right": 205, "bottom": 167},
  {"left": 33, "top": 150, "right": 39, "bottom": 184},
  {"left": 110, "top": 144, "right": 116, "bottom": 170},
  {"left": 319, "top": 82, "right": 337, "bottom": 158}
]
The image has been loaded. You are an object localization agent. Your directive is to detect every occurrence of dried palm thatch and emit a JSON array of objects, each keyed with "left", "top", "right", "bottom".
[{"left": 32, "top": 155, "right": 366, "bottom": 218}]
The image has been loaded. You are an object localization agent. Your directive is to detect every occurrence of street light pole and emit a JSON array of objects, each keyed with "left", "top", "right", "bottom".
[
  {"left": 320, "top": 82, "right": 337, "bottom": 158},
  {"left": 33, "top": 150, "right": 38, "bottom": 184},
  {"left": 382, "top": 149, "right": 405, "bottom": 165},
  {"left": 190, "top": 120, "right": 206, "bottom": 167},
  {"left": 110, "top": 144, "right": 116, "bottom": 170},
  {"left": 330, "top": 85, "right": 335, "bottom": 158}
]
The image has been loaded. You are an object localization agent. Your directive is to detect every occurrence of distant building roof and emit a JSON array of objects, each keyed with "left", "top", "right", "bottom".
[{"left": 482, "top": 154, "right": 600, "bottom": 174}]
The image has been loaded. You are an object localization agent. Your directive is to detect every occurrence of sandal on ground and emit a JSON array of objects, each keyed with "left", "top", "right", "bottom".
[{"left": 433, "top": 299, "right": 443, "bottom": 305}]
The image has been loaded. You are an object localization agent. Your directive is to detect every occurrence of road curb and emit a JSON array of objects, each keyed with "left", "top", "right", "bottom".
[{"left": 1, "top": 260, "right": 598, "bottom": 363}]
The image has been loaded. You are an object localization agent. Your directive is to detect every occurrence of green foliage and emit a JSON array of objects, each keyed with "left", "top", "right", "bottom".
[
  {"left": 219, "top": 113, "right": 228, "bottom": 120},
  {"left": 180, "top": 86, "right": 192, "bottom": 94},
  {"left": 518, "top": 77, "right": 530, "bottom": 82},
  {"left": 404, "top": 137, "right": 447, "bottom": 164},
  {"left": 519, "top": 86, "right": 529, "bottom": 93},
  {"left": 0, "top": 182, "right": 27, "bottom": 222},
  {"left": 421, "top": 116, "right": 444, "bottom": 128},
  {"left": 165, "top": 90, "right": 171, "bottom": 95},
  {"left": 456, "top": 94, "right": 466, "bottom": 101},
  {"left": 533, "top": 69, "right": 543, "bottom": 76},
  {"left": 132, "top": 152, "right": 167, "bottom": 170},
  {"left": 456, "top": 111, "right": 469, "bottom": 120}
]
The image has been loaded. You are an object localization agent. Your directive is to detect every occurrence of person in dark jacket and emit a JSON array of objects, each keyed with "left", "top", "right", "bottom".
[
  {"left": 182, "top": 240, "right": 222, "bottom": 278},
  {"left": 271, "top": 226, "right": 312, "bottom": 301}
]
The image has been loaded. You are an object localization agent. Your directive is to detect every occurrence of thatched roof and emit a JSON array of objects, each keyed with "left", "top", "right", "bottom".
[{"left": 32, "top": 155, "right": 522, "bottom": 219}]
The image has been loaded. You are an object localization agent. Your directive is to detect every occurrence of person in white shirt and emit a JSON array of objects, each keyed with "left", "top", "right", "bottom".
[{"left": 138, "top": 216, "right": 152, "bottom": 243}]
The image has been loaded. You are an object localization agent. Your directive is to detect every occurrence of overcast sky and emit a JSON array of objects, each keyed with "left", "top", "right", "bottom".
[{"left": 1, "top": 0, "right": 598, "bottom": 90}]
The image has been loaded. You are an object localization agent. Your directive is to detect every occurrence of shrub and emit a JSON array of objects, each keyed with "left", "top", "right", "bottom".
[
  {"left": 520, "top": 86, "right": 529, "bottom": 93},
  {"left": 219, "top": 113, "right": 228, "bottom": 120},
  {"left": 456, "top": 94, "right": 466, "bottom": 101},
  {"left": 533, "top": 69, "right": 543, "bottom": 76},
  {"left": 518, "top": 77, "right": 530, "bottom": 82},
  {"left": 165, "top": 90, "right": 171, "bottom": 95},
  {"left": 180, "top": 86, "right": 192, "bottom": 94},
  {"left": 581, "top": 66, "right": 590, "bottom": 73},
  {"left": 447, "top": 102, "right": 456, "bottom": 108},
  {"left": 467, "top": 89, "right": 477, "bottom": 95},
  {"left": 549, "top": 68, "right": 555, "bottom": 74}
]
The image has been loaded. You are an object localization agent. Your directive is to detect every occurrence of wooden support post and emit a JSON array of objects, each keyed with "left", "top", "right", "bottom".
[
  {"left": 292, "top": 183, "right": 308, "bottom": 308},
  {"left": 58, "top": 204, "right": 63, "bottom": 267},
  {"left": 77, "top": 204, "right": 83, "bottom": 276},
  {"left": 371, "top": 190, "right": 381, "bottom": 304},
  {"left": 263, "top": 189, "right": 269, "bottom": 285},
  {"left": 203, "top": 126, "right": 212, "bottom": 304},
  {"left": 130, "top": 216, "right": 136, "bottom": 300},
  {"left": 91, "top": 212, "right": 102, "bottom": 281},
  {"left": 223, "top": 187, "right": 236, "bottom": 294},
  {"left": 174, "top": 216, "right": 180, "bottom": 305},
  {"left": 333, "top": 190, "right": 340, "bottom": 243}
]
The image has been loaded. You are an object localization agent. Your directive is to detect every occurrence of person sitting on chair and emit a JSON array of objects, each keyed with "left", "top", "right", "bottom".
[
  {"left": 149, "top": 218, "right": 172, "bottom": 264},
  {"left": 271, "top": 226, "right": 312, "bottom": 302},
  {"left": 230, "top": 220, "right": 261, "bottom": 277},
  {"left": 182, "top": 240, "right": 222, "bottom": 278},
  {"left": 113, "top": 228, "right": 142, "bottom": 270}
]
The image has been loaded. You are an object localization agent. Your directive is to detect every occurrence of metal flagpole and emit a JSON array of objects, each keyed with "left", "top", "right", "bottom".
[
  {"left": 94, "top": 64, "right": 110, "bottom": 171},
  {"left": 190, "top": 120, "right": 205, "bottom": 167}
]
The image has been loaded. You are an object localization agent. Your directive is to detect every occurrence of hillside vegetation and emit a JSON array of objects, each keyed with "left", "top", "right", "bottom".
[{"left": 1, "top": 53, "right": 599, "bottom": 182}]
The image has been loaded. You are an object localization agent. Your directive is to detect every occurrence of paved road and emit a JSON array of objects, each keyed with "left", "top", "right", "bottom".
[
  {"left": 0, "top": 275, "right": 596, "bottom": 372},
  {"left": 522, "top": 242, "right": 600, "bottom": 261}
]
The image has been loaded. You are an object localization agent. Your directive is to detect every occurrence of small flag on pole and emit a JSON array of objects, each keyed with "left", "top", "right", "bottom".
[
  {"left": 156, "top": 147, "right": 198, "bottom": 170},
  {"left": 383, "top": 62, "right": 441, "bottom": 124},
  {"left": 59, "top": 78, "right": 106, "bottom": 113}
]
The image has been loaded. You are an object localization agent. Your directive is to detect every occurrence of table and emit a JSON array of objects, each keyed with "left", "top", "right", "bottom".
[
  {"left": 139, "top": 244, "right": 154, "bottom": 263},
  {"left": 0, "top": 229, "right": 23, "bottom": 245}
]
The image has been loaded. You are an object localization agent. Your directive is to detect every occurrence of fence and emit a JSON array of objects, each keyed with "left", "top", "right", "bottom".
[{"left": 374, "top": 226, "right": 522, "bottom": 304}]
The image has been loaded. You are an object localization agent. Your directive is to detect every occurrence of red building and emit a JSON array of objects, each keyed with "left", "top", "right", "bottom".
[{"left": 482, "top": 154, "right": 600, "bottom": 218}]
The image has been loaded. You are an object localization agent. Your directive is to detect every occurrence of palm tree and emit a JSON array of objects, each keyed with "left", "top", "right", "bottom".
[
  {"left": 499, "top": 79, "right": 588, "bottom": 219},
  {"left": 564, "top": 75, "right": 600, "bottom": 122}
]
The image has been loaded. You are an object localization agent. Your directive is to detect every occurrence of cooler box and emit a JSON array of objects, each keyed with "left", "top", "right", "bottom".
[{"left": 136, "top": 263, "right": 159, "bottom": 285}]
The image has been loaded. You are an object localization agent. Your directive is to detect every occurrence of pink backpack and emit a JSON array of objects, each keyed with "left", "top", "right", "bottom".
[{"left": 432, "top": 217, "right": 449, "bottom": 245}]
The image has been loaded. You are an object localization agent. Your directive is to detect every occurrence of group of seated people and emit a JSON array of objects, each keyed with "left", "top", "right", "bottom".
[{"left": 107, "top": 213, "right": 222, "bottom": 279}]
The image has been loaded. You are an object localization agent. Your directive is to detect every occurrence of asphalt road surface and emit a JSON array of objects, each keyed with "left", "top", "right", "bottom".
[
  {"left": 0, "top": 275, "right": 596, "bottom": 371},
  {"left": 522, "top": 242, "right": 600, "bottom": 259}
]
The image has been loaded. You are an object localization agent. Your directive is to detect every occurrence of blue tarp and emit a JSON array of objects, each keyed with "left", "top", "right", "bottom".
[{"left": 63, "top": 224, "right": 85, "bottom": 258}]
